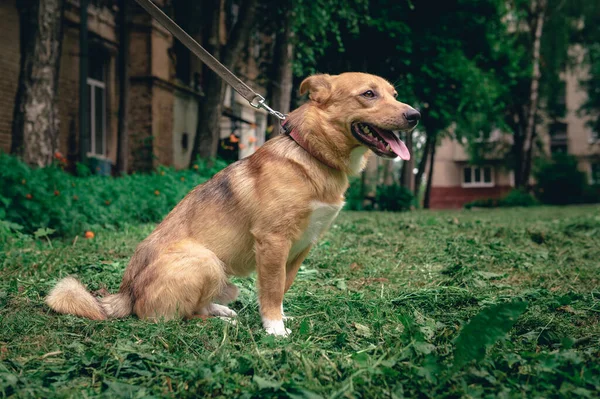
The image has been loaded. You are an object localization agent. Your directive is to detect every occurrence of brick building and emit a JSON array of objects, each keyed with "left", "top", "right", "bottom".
[
  {"left": 0, "top": 0, "right": 268, "bottom": 172},
  {"left": 428, "top": 47, "right": 600, "bottom": 209}
]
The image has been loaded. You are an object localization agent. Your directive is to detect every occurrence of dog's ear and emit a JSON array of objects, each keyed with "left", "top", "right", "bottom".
[{"left": 299, "top": 74, "right": 332, "bottom": 103}]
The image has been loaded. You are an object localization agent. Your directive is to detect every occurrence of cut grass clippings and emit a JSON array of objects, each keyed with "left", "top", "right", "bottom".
[{"left": 1, "top": 205, "right": 599, "bottom": 397}]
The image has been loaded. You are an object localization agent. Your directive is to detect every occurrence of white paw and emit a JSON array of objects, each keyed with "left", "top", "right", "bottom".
[
  {"left": 263, "top": 318, "right": 291, "bottom": 336},
  {"left": 206, "top": 303, "right": 238, "bottom": 318}
]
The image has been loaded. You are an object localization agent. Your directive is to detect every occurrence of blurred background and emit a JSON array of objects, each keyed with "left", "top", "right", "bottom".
[{"left": 2, "top": 0, "right": 599, "bottom": 209}]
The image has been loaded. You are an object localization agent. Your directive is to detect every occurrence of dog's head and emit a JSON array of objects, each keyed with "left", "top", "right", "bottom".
[{"left": 299, "top": 72, "right": 419, "bottom": 161}]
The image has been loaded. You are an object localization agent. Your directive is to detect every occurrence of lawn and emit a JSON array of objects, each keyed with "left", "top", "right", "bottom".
[{"left": 1, "top": 205, "right": 599, "bottom": 398}]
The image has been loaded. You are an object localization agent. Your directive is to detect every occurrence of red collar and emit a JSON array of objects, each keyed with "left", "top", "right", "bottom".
[{"left": 282, "top": 123, "right": 341, "bottom": 170}]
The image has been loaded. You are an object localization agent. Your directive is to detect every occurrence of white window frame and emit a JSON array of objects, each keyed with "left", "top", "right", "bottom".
[
  {"left": 590, "top": 130, "right": 599, "bottom": 143},
  {"left": 87, "top": 77, "right": 107, "bottom": 157},
  {"left": 462, "top": 165, "right": 495, "bottom": 188}
]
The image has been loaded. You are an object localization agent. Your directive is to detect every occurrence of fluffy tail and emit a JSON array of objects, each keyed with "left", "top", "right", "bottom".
[{"left": 45, "top": 277, "right": 132, "bottom": 320}]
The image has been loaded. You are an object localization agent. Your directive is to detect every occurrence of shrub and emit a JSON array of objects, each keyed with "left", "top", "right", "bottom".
[
  {"left": 534, "top": 154, "right": 588, "bottom": 205},
  {"left": 0, "top": 153, "right": 228, "bottom": 236},
  {"left": 583, "top": 184, "right": 600, "bottom": 204},
  {"left": 344, "top": 177, "right": 364, "bottom": 210},
  {"left": 376, "top": 184, "right": 415, "bottom": 212},
  {"left": 498, "top": 189, "right": 539, "bottom": 207},
  {"left": 464, "top": 189, "right": 538, "bottom": 209},
  {"left": 344, "top": 178, "right": 415, "bottom": 212}
]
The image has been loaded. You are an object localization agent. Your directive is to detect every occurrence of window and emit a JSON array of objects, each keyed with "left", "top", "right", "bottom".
[
  {"left": 591, "top": 130, "right": 599, "bottom": 143},
  {"left": 591, "top": 163, "right": 600, "bottom": 184},
  {"left": 550, "top": 122, "right": 568, "bottom": 154},
  {"left": 462, "top": 166, "right": 494, "bottom": 187},
  {"left": 87, "top": 49, "right": 107, "bottom": 156}
]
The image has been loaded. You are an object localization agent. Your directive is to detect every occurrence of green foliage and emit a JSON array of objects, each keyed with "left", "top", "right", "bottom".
[
  {"left": 375, "top": 184, "right": 415, "bottom": 212},
  {"left": 0, "top": 153, "right": 227, "bottom": 236},
  {"left": 344, "top": 176, "right": 364, "bottom": 210},
  {"left": 453, "top": 301, "right": 528, "bottom": 369},
  {"left": 534, "top": 154, "right": 588, "bottom": 205},
  {"left": 2, "top": 206, "right": 599, "bottom": 396},
  {"left": 465, "top": 189, "right": 539, "bottom": 209},
  {"left": 344, "top": 179, "right": 415, "bottom": 212}
]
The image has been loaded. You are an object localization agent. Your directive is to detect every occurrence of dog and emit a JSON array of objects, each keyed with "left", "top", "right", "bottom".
[{"left": 46, "top": 72, "right": 420, "bottom": 336}]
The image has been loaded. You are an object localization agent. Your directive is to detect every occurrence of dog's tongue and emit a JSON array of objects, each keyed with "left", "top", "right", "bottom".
[{"left": 372, "top": 127, "right": 411, "bottom": 160}]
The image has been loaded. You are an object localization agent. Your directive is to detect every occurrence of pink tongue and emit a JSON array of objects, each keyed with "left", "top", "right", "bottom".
[{"left": 372, "top": 128, "right": 411, "bottom": 160}]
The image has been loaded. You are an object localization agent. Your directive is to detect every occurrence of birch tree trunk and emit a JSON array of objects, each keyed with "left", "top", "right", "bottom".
[
  {"left": 11, "top": 0, "right": 65, "bottom": 167},
  {"left": 520, "top": 0, "right": 547, "bottom": 188}
]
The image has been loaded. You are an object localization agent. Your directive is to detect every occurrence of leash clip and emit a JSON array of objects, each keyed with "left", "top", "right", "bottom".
[{"left": 249, "top": 95, "right": 287, "bottom": 121}]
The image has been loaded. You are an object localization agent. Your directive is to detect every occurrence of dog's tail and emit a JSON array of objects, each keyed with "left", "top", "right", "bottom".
[{"left": 45, "top": 277, "right": 132, "bottom": 320}]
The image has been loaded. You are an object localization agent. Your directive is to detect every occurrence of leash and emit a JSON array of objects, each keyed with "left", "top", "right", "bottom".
[{"left": 132, "top": 0, "right": 286, "bottom": 121}]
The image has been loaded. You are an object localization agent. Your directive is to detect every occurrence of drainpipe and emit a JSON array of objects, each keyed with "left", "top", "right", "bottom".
[{"left": 79, "top": 0, "right": 89, "bottom": 163}]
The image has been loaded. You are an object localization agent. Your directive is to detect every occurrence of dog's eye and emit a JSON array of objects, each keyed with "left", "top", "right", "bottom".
[{"left": 362, "top": 90, "right": 376, "bottom": 98}]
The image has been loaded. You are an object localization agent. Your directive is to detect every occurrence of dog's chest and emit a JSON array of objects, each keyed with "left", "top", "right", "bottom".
[{"left": 289, "top": 201, "right": 343, "bottom": 260}]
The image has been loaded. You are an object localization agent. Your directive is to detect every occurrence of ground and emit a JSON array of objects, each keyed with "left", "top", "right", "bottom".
[{"left": 1, "top": 206, "right": 599, "bottom": 398}]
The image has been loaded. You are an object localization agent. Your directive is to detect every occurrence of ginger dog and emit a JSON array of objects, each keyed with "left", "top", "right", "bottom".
[{"left": 46, "top": 72, "right": 420, "bottom": 336}]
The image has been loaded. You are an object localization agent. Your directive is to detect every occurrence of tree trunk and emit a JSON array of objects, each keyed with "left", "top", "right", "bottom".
[
  {"left": 267, "top": 3, "right": 295, "bottom": 136},
  {"left": 383, "top": 160, "right": 395, "bottom": 186},
  {"left": 189, "top": 0, "right": 260, "bottom": 163},
  {"left": 401, "top": 130, "right": 414, "bottom": 190},
  {"left": 362, "top": 157, "right": 379, "bottom": 209},
  {"left": 11, "top": 0, "right": 65, "bottom": 167},
  {"left": 414, "top": 133, "right": 432, "bottom": 195},
  {"left": 116, "top": 0, "right": 130, "bottom": 174},
  {"left": 423, "top": 135, "right": 437, "bottom": 209},
  {"left": 520, "top": 0, "right": 547, "bottom": 188}
]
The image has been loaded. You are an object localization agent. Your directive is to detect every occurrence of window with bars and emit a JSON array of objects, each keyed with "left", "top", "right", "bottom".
[{"left": 462, "top": 166, "right": 494, "bottom": 187}]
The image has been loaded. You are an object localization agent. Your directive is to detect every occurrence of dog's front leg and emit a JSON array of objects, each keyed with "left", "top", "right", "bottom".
[{"left": 254, "top": 233, "right": 291, "bottom": 336}]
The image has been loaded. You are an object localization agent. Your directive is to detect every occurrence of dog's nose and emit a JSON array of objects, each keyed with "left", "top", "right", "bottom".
[{"left": 404, "top": 109, "right": 421, "bottom": 122}]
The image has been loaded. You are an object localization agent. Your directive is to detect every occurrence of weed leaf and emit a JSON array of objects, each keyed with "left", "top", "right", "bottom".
[
  {"left": 453, "top": 301, "right": 528, "bottom": 369},
  {"left": 253, "top": 375, "right": 282, "bottom": 391}
]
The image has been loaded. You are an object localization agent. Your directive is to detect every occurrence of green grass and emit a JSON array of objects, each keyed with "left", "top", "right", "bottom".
[{"left": 1, "top": 205, "right": 600, "bottom": 398}]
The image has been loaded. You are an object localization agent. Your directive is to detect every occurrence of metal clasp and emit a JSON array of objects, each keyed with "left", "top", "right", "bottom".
[{"left": 249, "top": 94, "right": 287, "bottom": 121}]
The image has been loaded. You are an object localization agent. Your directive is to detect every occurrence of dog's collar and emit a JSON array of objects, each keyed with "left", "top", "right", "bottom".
[{"left": 281, "top": 122, "right": 341, "bottom": 171}]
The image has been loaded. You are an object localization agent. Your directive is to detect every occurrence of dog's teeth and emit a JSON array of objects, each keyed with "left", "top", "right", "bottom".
[{"left": 386, "top": 144, "right": 391, "bottom": 150}]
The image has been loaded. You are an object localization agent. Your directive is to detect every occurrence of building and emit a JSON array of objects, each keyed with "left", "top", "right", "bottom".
[
  {"left": 428, "top": 47, "right": 600, "bottom": 209},
  {"left": 0, "top": 0, "right": 268, "bottom": 172}
]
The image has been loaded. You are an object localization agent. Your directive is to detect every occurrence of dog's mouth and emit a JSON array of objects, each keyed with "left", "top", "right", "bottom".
[{"left": 351, "top": 123, "right": 411, "bottom": 160}]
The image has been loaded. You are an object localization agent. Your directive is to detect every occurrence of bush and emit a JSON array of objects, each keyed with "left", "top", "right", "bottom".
[
  {"left": 498, "top": 188, "right": 539, "bottom": 207},
  {"left": 344, "top": 177, "right": 364, "bottom": 210},
  {"left": 376, "top": 184, "right": 415, "bottom": 212},
  {"left": 0, "top": 153, "right": 228, "bottom": 236},
  {"left": 344, "top": 178, "right": 415, "bottom": 212},
  {"left": 465, "top": 189, "right": 538, "bottom": 209},
  {"left": 583, "top": 184, "right": 600, "bottom": 204},
  {"left": 534, "top": 154, "right": 588, "bottom": 205}
]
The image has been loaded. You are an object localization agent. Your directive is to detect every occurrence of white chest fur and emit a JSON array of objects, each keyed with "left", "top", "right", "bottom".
[{"left": 289, "top": 201, "right": 343, "bottom": 260}]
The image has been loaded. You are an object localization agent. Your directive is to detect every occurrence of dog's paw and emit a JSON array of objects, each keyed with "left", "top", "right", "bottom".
[
  {"left": 206, "top": 303, "right": 238, "bottom": 318},
  {"left": 263, "top": 319, "right": 291, "bottom": 337}
]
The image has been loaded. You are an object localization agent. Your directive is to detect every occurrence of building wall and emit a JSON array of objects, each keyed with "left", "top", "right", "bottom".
[
  {"left": 172, "top": 91, "right": 198, "bottom": 169},
  {"left": 0, "top": 0, "right": 121, "bottom": 166},
  {"left": 0, "top": 0, "right": 20, "bottom": 152},
  {"left": 1, "top": 0, "right": 269, "bottom": 171}
]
